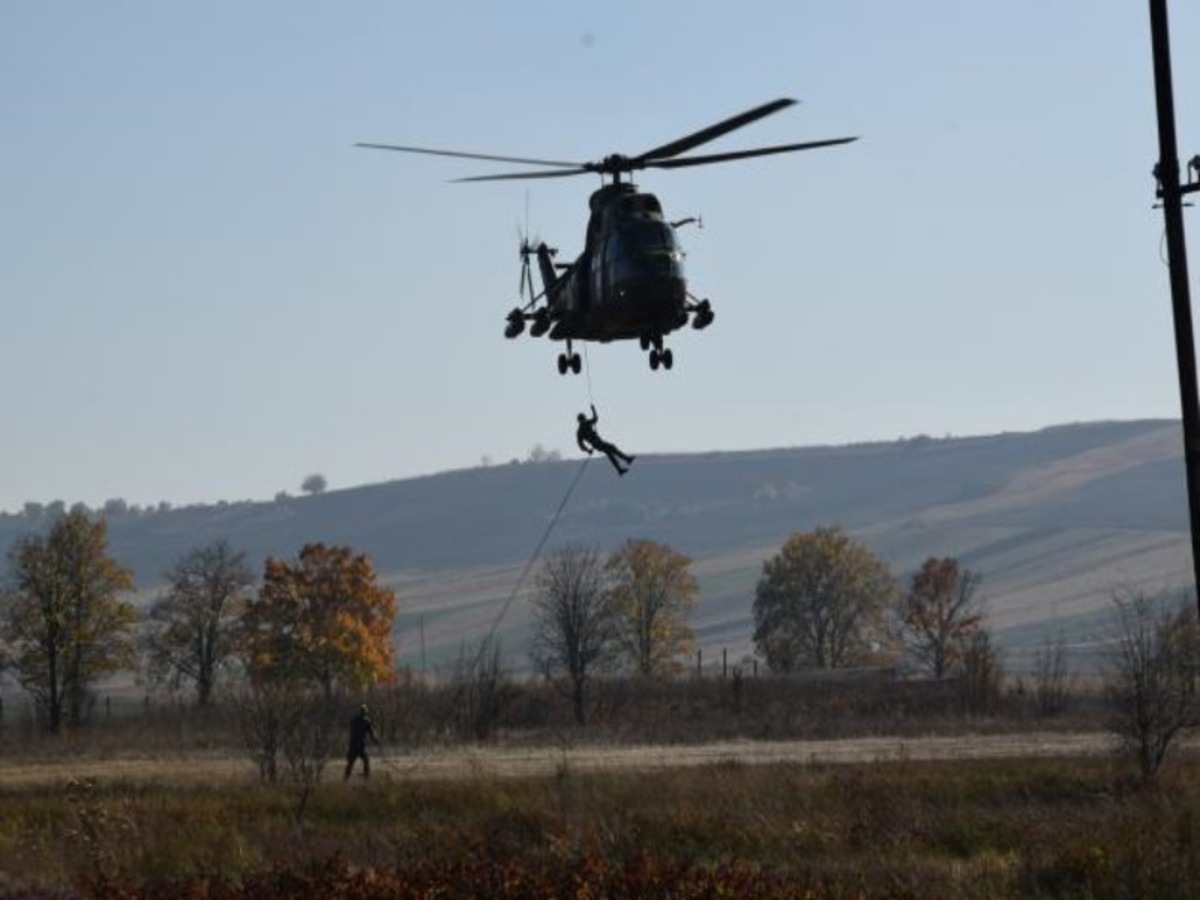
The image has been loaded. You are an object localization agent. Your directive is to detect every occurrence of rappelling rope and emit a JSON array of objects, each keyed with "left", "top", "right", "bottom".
[
  {"left": 478, "top": 343, "right": 600, "bottom": 646},
  {"left": 379, "top": 454, "right": 592, "bottom": 780},
  {"left": 583, "top": 343, "right": 596, "bottom": 409},
  {"left": 381, "top": 351, "right": 599, "bottom": 779},
  {"left": 476, "top": 453, "right": 591, "bottom": 657},
  {"left": 475, "top": 349, "right": 599, "bottom": 655}
]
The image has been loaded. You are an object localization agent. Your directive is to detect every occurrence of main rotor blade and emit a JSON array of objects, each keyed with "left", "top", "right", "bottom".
[
  {"left": 632, "top": 98, "right": 797, "bottom": 164},
  {"left": 355, "top": 143, "right": 583, "bottom": 169},
  {"left": 644, "top": 137, "right": 858, "bottom": 170},
  {"left": 453, "top": 168, "right": 591, "bottom": 183}
]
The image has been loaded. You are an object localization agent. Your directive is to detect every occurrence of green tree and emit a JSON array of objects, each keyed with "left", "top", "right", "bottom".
[
  {"left": 753, "top": 527, "right": 896, "bottom": 671},
  {"left": 530, "top": 544, "right": 617, "bottom": 725},
  {"left": 1, "top": 512, "right": 137, "bottom": 732},
  {"left": 899, "top": 557, "right": 984, "bottom": 679},
  {"left": 606, "top": 538, "right": 698, "bottom": 677},
  {"left": 144, "top": 540, "right": 255, "bottom": 706},
  {"left": 241, "top": 543, "right": 397, "bottom": 697}
]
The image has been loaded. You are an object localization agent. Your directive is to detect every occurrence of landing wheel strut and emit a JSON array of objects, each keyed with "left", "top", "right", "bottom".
[
  {"left": 646, "top": 336, "right": 673, "bottom": 372},
  {"left": 557, "top": 342, "right": 582, "bottom": 376}
]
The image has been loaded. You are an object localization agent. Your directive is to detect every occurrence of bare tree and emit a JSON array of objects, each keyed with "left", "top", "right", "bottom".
[
  {"left": 278, "top": 690, "right": 341, "bottom": 821},
  {"left": 530, "top": 544, "right": 617, "bottom": 725},
  {"left": 1033, "top": 632, "right": 1072, "bottom": 716},
  {"left": 960, "top": 629, "right": 1004, "bottom": 716},
  {"left": 452, "top": 634, "right": 510, "bottom": 741},
  {"left": 231, "top": 681, "right": 340, "bottom": 820},
  {"left": 1105, "top": 590, "right": 1200, "bottom": 781},
  {"left": 899, "top": 557, "right": 983, "bottom": 679},
  {"left": 232, "top": 681, "right": 287, "bottom": 783},
  {"left": 144, "top": 540, "right": 254, "bottom": 706}
]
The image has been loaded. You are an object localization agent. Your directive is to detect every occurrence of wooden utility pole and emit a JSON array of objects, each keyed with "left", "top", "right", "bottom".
[{"left": 1149, "top": 0, "right": 1200, "bottom": 614}]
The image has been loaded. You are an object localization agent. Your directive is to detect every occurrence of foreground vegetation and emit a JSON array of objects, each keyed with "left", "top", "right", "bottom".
[
  {"left": 3, "top": 511, "right": 1198, "bottom": 895},
  {"left": 2, "top": 752, "right": 1200, "bottom": 898}
]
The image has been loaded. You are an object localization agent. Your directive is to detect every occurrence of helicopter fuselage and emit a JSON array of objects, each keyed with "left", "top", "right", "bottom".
[{"left": 543, "top": 183, "right": 690, "bottom": 343}]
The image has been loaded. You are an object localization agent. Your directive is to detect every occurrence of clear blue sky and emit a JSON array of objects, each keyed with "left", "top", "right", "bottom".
[{"left": 3, "top": 2, "right": 1198, "bottom": 513}]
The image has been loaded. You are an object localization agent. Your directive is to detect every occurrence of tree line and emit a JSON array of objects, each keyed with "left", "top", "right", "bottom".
[
  {"left": 0, "top": 511, "right": 396, "bottom": 734},
  {"left": 3, "top": 509, "right": 1198, "bottom": 782},
  {"left": 0, "top": 512, "right": 999, "bottom": 736}
]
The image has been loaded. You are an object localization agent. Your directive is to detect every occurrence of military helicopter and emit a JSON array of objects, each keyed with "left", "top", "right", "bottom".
[{"left": 357, "top": 98, "right": 855, "bottom": 374}]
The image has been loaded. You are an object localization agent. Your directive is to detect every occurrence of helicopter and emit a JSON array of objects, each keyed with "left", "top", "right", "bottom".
[{"left": 357, "top": 98, "right": 855, "bottom": 374}]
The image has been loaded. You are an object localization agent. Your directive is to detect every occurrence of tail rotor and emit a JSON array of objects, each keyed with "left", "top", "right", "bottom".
[
  {"left": 507, "top": 194, "right": 554, "bottom": 340},
  {"left": 519, "top": 238, "right": 537, "bottom": 308},
  {"left": 506, "top": 239, "right": 540, "bottom": 338}
]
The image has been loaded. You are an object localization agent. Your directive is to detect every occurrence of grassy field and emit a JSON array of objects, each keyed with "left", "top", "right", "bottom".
[
  {"left": 2, "top": 751, "right": 1200, "bottom": 898},
  {"left": 0, "top": 673, "right": 1182, "bottom": 897}
]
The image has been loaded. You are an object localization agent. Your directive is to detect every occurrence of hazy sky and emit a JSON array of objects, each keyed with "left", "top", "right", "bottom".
[{"left": 3, "top": 2, "right": 1198, "bottom": 513}]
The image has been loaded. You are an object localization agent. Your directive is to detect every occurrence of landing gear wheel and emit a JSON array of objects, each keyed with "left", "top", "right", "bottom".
[
  {"left": 530, "top": 310, "right": 552, "bottom": 338},
  {"left": 505, "top": 308, "right": 526, "bottom": 339},
  {"left": 649, "top": 350, "right": 660, "bottom": 371},
  {"left": 570, "top": 353, "right": 582, "bottom": 374},
  {"left": 557, "top": 354, "right": 569, "bottom": 375},
  {"left": 662, "top": 348, "right": 674, "bottom": 370},
  {"left": 639, "top": 336, "right": 650, "bottom": 351}
]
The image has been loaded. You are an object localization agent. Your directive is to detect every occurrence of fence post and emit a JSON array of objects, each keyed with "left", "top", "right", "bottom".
[{"left": 696, "top": 648, "right": 702, "bottom": 678}]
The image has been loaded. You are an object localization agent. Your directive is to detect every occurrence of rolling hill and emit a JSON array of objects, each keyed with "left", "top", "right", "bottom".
[{"left": 0, "top": 419, "right": 1190, "bottom": 673}]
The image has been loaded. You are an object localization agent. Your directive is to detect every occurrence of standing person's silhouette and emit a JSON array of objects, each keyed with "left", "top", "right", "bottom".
[
  {"left": 344, "top": 704, "right": 380, "bottom": 780},
  {"left": 576, "top": 405, "right": 635, "bottom": 475}
]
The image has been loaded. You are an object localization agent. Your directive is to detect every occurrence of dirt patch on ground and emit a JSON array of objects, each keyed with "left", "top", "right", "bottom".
[{"left": 0, "top": 731, "right": 1118, "bottom": 787}]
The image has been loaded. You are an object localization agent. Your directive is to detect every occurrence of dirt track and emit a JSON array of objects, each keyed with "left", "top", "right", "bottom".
[{"left": 0, "top": 730, "right": 1118, "bottom": 787}]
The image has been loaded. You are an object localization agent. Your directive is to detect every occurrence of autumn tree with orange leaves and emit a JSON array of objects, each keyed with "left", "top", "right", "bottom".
[
  {"left": 899, "top": 556, "right": 984, "bottom": 679},
  {"left": 606, "top": 538, "right": 698, "bottom": 677},
  {"left": 241, "top": 543, "right": 397, "bottom": 697}
]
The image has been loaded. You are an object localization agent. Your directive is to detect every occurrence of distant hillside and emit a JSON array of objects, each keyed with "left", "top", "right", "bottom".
[{"left": 0, "top": 419, "right": 1189, "bottom": 673}]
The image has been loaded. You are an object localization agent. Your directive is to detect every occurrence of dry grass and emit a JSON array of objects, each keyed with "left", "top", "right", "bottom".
[
  {"left": 4, "top": 752, "right": 1200, "bottom": 897},
  {"left": 0, "top": 730, "right": 1120, "bottom": 790},
  {"left": 0, "top": 674, "right": 1169, "bottom": 896}
]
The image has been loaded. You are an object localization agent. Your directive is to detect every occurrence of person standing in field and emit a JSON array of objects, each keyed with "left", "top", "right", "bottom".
[{"left": 344, "top": 703, "right": 380, "bottom": 780}]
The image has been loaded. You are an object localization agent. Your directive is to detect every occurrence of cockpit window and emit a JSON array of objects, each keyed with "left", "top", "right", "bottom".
[
  {"left": 621, "top": 219, "right": 676, "bottom": 252},
  {"left": 621, "top": 194, "right": 663, "bottom": 216}
]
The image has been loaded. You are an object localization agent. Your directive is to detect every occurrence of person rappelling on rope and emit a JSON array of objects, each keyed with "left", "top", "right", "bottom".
[{"left": 576, "top": 404, "right": 635, "bottom": 475}]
